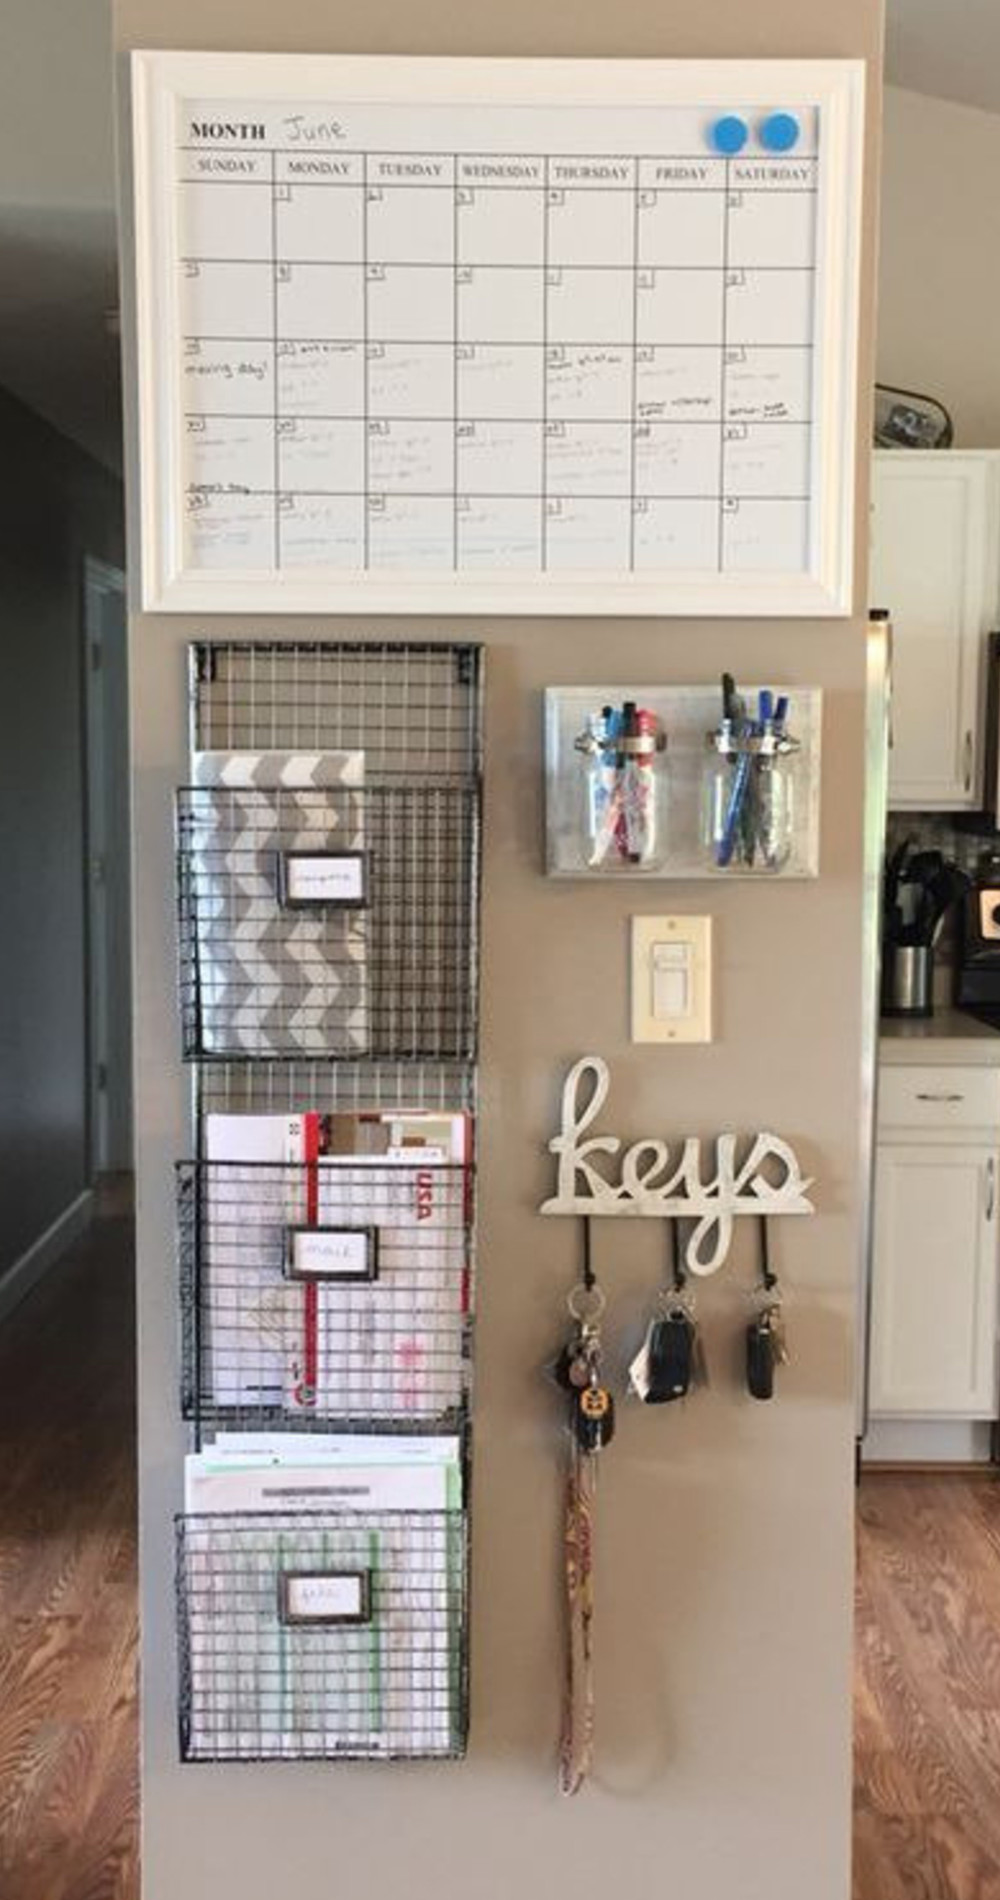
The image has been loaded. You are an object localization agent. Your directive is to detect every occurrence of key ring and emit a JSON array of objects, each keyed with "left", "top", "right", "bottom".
[
  {"left": 657, "top": 1282, "right": 695, "bottom": 1319},
  {"left": 663, "top": 1217, "right": 695, "bottom": 1315},
  {"left": 567, "top": 1282, "right": 606, "bottom": 1326}
]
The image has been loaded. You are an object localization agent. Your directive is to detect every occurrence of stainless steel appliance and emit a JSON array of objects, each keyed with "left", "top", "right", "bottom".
[
  {"left": 975, "top": 631, "right": 1000, "bottom": 827},
  {"left": 857, "top": 616, "right": 891, "bottom": 1447},
  {"left": 957, "top": 849, "right": 1000, "bottom": 1022},
  {"left": 881, "top": 841, "right": 964, "bottom": 1018}
]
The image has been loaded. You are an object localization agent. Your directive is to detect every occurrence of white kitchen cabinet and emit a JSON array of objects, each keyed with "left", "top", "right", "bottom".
[
  {"left": 871, "top": 450, "right": 1000, "bottom": 809},
  {"left": 869, "top": 1138, "right": 999, "bottom": 1417}
]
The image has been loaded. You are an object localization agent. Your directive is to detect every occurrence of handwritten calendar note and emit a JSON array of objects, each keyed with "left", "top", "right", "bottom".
[{"left": 133, "top": 56, "right": 864, "bottom": 611}]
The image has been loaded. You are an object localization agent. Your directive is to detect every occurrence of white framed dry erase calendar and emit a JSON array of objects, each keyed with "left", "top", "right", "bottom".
[{"left": 130, "top": 52, "right": 864, "bottom": 616}]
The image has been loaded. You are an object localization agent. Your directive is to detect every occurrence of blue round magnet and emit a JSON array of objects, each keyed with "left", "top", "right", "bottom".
[
  {"left": 710, "top": 114, "right": 749, "bottom": 155},
  {"left": 759, "top": 112, "right": 800, "bottom": 152}
]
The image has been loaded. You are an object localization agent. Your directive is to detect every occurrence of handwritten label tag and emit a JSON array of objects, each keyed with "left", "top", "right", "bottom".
[
  {"left": 278, "top": 851, "right": 366, "bottom": 907},
  {"left": 279, "top": 1570, "right": 372, "bottom": 1626},
  {"left": 286, "top": 1226, "right": 377, "bottom": 1283}
]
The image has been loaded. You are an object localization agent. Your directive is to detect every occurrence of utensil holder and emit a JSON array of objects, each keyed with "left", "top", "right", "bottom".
[{"left": 881, "top": 944, "right": 933, "bottom": 1018}]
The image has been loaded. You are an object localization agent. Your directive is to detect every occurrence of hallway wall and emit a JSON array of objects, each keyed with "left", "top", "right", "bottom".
[{"left": 0, "top": 384, "right": 124, "bottom": 1293}]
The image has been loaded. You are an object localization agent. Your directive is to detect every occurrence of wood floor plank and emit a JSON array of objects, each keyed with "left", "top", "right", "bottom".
[
  {"left": 0, "top": 1198, "right": 139, "bottom": 1900},
  {"left": 853, "top": 1470, "right": 1000, "bottom": 1900}
]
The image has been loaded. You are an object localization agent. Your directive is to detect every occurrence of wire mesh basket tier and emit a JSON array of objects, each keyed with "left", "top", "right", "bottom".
[
  {"left": 196, "top": 1058, "right": 477, "bottom": 1119},
  {"left": 178, "top": 1160, "right": 473, "bottom": 1437},
  {"left": 176, "top": 784, "right": 479, "bottom": 1061},
  {"left": 190, "top": 640, "right": 482, "bottom": 786},
  {"left": 177, "top": 1509, "right": 468, "bottom": 1763}
]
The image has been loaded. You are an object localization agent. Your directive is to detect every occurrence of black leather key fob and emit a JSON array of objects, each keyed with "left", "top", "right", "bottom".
[
  {"left": 746, "top": 1318, "right": 775, "bottom": 1401},
  {"left": 646, "top": 1311, "right": 695, "bottom": 1403}
]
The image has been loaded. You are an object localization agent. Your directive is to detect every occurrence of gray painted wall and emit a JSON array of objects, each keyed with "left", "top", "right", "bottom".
[
  {"left": 116, "top": 4, "right": 883, "bottom": 1897},
  {"left": 0, "top": 384, "right": 124, "bottom": 1280}
]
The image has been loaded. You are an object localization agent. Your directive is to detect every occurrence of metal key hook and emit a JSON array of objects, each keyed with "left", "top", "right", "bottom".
[
  {"left": 567, "top": 1216, "right": 605, "bottom": 1326},
  {"left": 661, "top": 1216, "right": 696, "bottom": 1315},
  {"left": 749, "top": 1214, "right": 781, "bottom": 1313}
]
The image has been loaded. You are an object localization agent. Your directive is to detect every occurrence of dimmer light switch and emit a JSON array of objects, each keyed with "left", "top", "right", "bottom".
[
  {"left": 651, "top": 939, "right": 691, "bottom": 1018},
  {"left": 631, "top": 916, "right": 712, "bottom": 1043}
]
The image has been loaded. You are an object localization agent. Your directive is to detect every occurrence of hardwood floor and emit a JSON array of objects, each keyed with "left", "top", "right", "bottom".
[
  {"left": 0, "top": 1201, "right": 999, "bottom": 1899},
  {"left": 0, "top": 1192, "right": 138, "bottom": 1900},
  {"left": 854, "top": 1470, "right": 1000, "bottom": 1899}
]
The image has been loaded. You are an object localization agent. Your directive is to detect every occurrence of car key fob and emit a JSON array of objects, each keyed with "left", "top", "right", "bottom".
[
  {"left": 746, "top": 1316, "right": 776, "bottom": 1401},
  {"left": 646, "top": 1310, "right": 696, "bottom": 1403}
]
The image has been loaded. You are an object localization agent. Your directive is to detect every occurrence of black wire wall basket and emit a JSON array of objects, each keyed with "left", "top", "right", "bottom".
[
  {"left": 176, "top": 783, "right": 480, "bottom": 1062},
  {"left": 177, "top": 1158, "right": 473, "bottom": 1440},
  {"left": 176, "top": 1508, "right": 468, "bottom": 1763}
]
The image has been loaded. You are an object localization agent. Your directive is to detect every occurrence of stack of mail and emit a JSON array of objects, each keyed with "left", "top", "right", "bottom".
[
  {"left": 181, "top": 1435, "right": 464, "bottom": 1759},
  {"left": 198, "top": 1113, "right": 469, "bottom": 1423}
]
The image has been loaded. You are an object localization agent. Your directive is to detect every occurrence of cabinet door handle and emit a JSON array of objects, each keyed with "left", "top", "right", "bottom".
[
  {"left": 915, "top": 1091, "right": 965, "bottom": 1102},
  {"left": 987, "top": 1158, "right": 996, "bottom": 1223},
  {"left": 964, "top": 729, "right": 974, "bottom": 793}
]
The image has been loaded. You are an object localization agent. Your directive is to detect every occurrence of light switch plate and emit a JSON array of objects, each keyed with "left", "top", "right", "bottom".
[{"left": 631, "top": 915, "right": 712, "bottom": 1043}]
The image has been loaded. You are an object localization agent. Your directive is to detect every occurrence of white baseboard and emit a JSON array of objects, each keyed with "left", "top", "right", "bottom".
[
  {"left": 862, "top": 1417, "right": 993, "bottom": 1465},
  {"left": 0, "top": 1189, "right": 95, "bottom": 1324}
]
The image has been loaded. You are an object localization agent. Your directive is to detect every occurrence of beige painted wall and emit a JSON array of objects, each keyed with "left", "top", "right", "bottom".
[
  {"left": 879, "top": 84, "right": 1000, "bottom": 445},
  {"left": 115, "top": 5, "right": 883, "bottom": 1897}
]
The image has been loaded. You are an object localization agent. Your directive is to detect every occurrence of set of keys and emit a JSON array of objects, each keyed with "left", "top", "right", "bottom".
[
  {"left": 554, "top": 1282, "right": 616, "bottom": 1453},
  {"left": 629, "top": 1219, "right": 706, "bottom": 1404},
  {"left": 557, "top": 1216, "right": 790, "bottom": 1419},
  {"left": 745, "top": 1217, "right": 789, "bottom": 1402},
  {"left": 746, "top": 1297, "right": 790, "bottom": 1400},
  {"left": 553, "top": 1226, "right": 610, "bottom": 1796},
  {"left": 550, "top": 1216, "right": 792, "bottom": 1798}
]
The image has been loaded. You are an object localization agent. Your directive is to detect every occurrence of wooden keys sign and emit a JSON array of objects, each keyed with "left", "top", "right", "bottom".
[{"left": 540, "top": 1056, "right": 815, "bottom": 1273}]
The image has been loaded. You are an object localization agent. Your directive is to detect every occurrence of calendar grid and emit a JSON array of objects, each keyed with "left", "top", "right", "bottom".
[
  {"left": 540, "top": 157, "right": 550, "bottom": 571},
  {"left": 179, "top": 143, "right": 820, "bottom": 168},
  {"left": 718, "top": 155, "right": 730, "bottom": 572},
  {"left": 452, "top": 168, "right": 460, "bottom": 572},
  {"left": 187, "top": 335, "right": 815, "bottom": 347},
  {"left": 361, "top": 153, "right": 370, "bottom": 568},
  {"left": 269, "top": 150, "right": 280, "bottom": 570},
  {"left": 181, "top": 259, "right": 820, "bottom": 270},
  {"left": 179, "top": 128, "right": 819, "bottom": 579},
  {"left": 628, "top": 161, "right": 639, "bottom": 570},
  {"left": 189, "top": 413, "right": 809, "bottom": 425}
]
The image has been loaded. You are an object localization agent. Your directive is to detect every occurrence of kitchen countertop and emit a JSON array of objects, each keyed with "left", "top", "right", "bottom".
[{"left": 880, "top": 1007, "right": 1000, "bottom": 1063}]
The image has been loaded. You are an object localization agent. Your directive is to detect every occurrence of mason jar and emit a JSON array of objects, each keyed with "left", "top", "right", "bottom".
[
  {"left": 702, "top": 723, "right": 796, "bottom": 873},
  {"left": 575, "top": 704, "right": 667, "bottom": 871}
]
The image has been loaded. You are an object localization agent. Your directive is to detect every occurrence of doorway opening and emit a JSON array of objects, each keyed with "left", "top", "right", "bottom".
[{"left": 83, "top": 554, "right": 132, "bottom": 1178}]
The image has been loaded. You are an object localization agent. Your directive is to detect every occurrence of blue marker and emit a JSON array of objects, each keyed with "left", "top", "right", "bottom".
[
  {"left": 710, "top": 114, "right": 749, "bottom": 156},
  {"left": 759, "top": 112, "right": 800, "bottom": 153}
]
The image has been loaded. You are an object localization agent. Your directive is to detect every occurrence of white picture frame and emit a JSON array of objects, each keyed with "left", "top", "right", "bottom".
[{"left": 131, "top": 51, "right": 865, "bottom": 616}]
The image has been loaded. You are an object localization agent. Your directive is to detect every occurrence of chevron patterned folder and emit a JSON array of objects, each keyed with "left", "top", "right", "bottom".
[{"left": 189, "top": 750, "right": 368, "bottom": 1057}]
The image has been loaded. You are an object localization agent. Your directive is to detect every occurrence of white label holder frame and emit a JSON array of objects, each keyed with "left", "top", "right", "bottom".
[
  {"left": 285, "top": 1225, "right": 379, "bottom": 1283},
  {"left": 131, "top": 51, "right": 864, "bottom": 616},
  {"left": 278, "top": 1569, "right": 373, "bottom": 1626}
]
